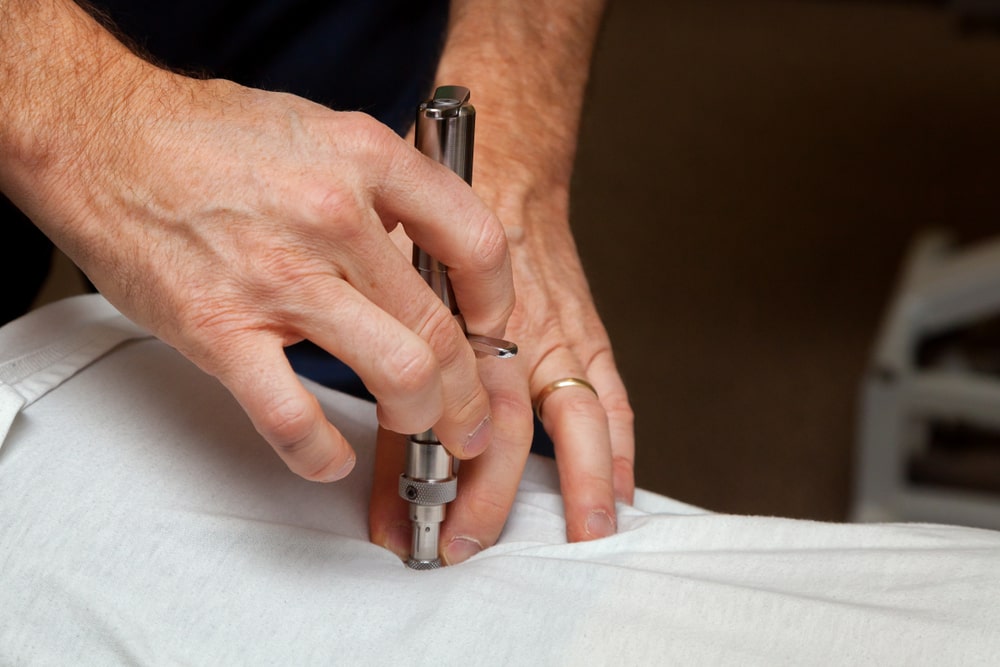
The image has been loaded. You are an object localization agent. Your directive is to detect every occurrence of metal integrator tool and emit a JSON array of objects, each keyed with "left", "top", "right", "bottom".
[{"left": 400, "top": 86, "right": 517, "bottom": 570}]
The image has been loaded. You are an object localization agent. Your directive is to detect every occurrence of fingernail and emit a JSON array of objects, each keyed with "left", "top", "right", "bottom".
[
  {"left": 462, "top": 415, "right": 492, "bottom": 458},
  {"left": 383, "top": 520, "right": 411, "bottom": 559},
  {"left": 585, "top": 510, "right": 616, "bottom": 539},
  {"left": 443, "top": 536, "right": 483, "bottom": 565},
  {"left": 321, "top": 456, "right": 356, "bottom": 482}
]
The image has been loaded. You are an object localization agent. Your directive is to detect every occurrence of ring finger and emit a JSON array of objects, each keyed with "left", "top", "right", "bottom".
[{"left": 530, "top": 350, "right": 617, "bottom": 542}]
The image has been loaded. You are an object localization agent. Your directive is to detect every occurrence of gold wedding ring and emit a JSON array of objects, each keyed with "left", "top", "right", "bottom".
[{"left": 533, "top": 377, "right": 599, "bottom": 421}]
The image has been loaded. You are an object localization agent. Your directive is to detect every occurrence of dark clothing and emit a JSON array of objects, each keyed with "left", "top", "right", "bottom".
[{"left": 89, "top": 0, "right": 450, "bottom": 135}]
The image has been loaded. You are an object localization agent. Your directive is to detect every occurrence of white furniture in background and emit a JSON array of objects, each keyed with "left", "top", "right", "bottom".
[{"left": 853, "top": 228, "right": 1000, "bottom": 529}]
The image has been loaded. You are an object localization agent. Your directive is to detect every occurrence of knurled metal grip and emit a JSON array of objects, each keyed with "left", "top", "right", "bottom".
[
  {"left": 398, "top": 475, "right": 458, "bottom": 506},
  {"left": 406, "top": 558, "right": 442, "bottom": 570}
]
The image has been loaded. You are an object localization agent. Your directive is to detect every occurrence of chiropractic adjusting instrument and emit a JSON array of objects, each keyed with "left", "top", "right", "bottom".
[{"left": 400, "top": 86, "right": 517, "bottom": 570}]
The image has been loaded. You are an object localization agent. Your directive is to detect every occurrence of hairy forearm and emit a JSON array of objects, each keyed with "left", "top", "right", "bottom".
[
  {"left": 434, "top": 0, "right": 606, "bottom": 216},
  {"left": 0, "top": 0, "right": 156, "bottom": 231}
]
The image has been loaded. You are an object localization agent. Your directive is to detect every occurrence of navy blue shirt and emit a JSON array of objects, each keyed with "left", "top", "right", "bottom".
[{"left": 89, "top": 0, "right": 449, "bottom": 133}]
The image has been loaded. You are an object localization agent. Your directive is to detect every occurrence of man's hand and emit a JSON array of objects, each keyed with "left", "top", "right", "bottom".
[
  {"left": 0, "top": 0, "right": 514, "bottom": 481},
  {"left": 369, "top": 0, "right": 636, "bottom": 564}
]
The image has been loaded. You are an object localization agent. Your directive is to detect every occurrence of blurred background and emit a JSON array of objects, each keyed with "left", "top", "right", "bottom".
[
  {"left": 33, "top": 0, "right": 1000, "bottom": 523},
  {"left": 569, "top": 0, "right": 1000, "bottom": 522}
]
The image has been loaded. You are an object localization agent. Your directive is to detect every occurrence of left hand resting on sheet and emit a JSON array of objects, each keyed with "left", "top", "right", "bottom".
[
  {"left": 369, "top": 142, "right": 636, "bottom": 565},
  {"left": 366, "top": 0, "right": 633, "bottom": 563}
]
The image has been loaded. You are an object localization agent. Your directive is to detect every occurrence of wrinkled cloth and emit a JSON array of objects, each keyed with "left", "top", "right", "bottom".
[{"left": 2, "top": 295, "right": 999, "bottom": 666}]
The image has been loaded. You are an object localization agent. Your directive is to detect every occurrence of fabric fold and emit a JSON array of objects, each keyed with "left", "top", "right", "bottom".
[{"left": 0, "top": 295, "right": 151, "bottom": 451}]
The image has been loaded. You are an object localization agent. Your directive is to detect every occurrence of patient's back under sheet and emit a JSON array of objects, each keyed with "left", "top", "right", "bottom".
[{"left": 1, "top": 296, "right": 998, "bottom": 665}]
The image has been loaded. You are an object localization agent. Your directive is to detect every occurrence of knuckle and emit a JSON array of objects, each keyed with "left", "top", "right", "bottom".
[
  {"left": 344, "top": 110, "right": 390, "bottom": 138},
  {"left": 256, "top": 394, "right": 317, "bottom": 454},
  {"left": 468, "top": 211, "right": 509, "bottom": 270},
  {"left": 613, "top": 454, "right": 636, "bottom": 479},
  {"left": 492, "top": 390, "right": 535, "bottom": 432},
  {"left": 343, "top": 112, "right": 399, "bottom": 159},
  {"left": 170, "top": 300, "right": 259, "bottom": 362},
  {"left": 586, "top": 350, "right": 635, "bottom": 428},
  {"left": 304, "top": 188, "right": 369, "bottom": 243},
  {"left": 604, "top": 392, "right": 635, "bottom": 430},
  {"left": 309, "top": 186, "right": 358, "bottom": 221},
  {"left": 419, "top": 305, "right": 467, "bottom": 368},
  {"left": 382, "top": 340, "right": 438, "bottom": 396},
  {"left": 470, "top": 215, "right": 515, "bottom": 321}
]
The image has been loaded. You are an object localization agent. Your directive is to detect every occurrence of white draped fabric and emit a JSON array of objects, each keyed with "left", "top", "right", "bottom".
[{"left": 2, "top": 296, "right": 998, "bottom": 665}]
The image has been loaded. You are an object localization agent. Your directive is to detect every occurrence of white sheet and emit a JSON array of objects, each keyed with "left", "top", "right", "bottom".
[{"left": 2, "top": 295, "right": 999, "bottom": 665}]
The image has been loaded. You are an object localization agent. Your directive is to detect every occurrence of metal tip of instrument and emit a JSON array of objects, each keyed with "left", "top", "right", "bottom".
[
  {"left": 467, "top": 334, "right": 518, "bottom": 359},
  {"left": 406, "top": 558, "right": 443, "bottom": 570}
]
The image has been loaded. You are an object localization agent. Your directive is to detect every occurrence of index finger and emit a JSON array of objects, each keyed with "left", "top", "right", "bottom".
[{"left": 357, "top": 118, "right": 514, "bottom": 339}]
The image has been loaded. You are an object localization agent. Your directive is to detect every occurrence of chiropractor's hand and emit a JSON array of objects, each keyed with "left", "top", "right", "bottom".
[{"left": 0, "top": 0, "right": 514, "bottom": 481}]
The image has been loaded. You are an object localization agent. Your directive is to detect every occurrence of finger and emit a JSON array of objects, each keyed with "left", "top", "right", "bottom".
[
  {"left": 439, "top": 359, "right": 533, "bottom": 565},
  {"left": 354, "top": 120, "right": 513, "bottom": 338},
  {"left": 532, "top": 352, "right": 617, "bottom": 543},
  {"left": 587, "top": 349, "right": 636, "bottom": 504},
  {"left": 310, "top": 221, "right": 494, "bottom": 459},
  {"left": 368, "top": 359, "right": 532, "bottom": 565},
  {"left": 368, "top": 426, "right": 411, "bottom": 561},
  {"left": 292, "top": 277, "right": 447, "bottom": 437},
  {"left": 211, "top": 338, "right": 357, "bottom": 482}
]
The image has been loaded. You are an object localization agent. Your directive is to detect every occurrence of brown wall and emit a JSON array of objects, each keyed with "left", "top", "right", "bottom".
[{"left": 571, "top": 0, "right": 1000, "bottom": 520}]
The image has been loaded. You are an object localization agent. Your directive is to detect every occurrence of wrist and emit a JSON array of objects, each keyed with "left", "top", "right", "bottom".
[{"left": 431, "top": 0, "right": 605, "bottom": 236}]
